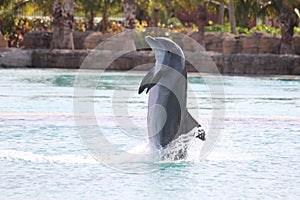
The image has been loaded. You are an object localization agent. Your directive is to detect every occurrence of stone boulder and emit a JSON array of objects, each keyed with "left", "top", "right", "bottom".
[
  {"left": 258, "top": 33, "right": 280, "bottom": 54},
  {"left": 75, "top": 31, "right": 105, "bottom": 49},
  {"left": 24, "top": 31, "right": 108, "bottom": 49},
  {"left": 0, "top": 48, "right": 32, "bottom": 68},
  {"left": 203, "top": 31, "right": 299, "bottom": 55},
  {"left": 212, "top": 53, "right": 300, "bottom": 75},
  {"left": 221, "top": 33, "right": 240, "bottom": 54},
  {"left": 293, "top": 34, "right": 300, "bottom": 55},
  {"left": 0, "top": 32, "right": 8, "bottom": 49},
  {"left": 240, "top": 31, "right": 262, "bottom": 54},
  {"left": 31, "top": 49, "right": 88, "bottom": 68},
  {"left": 204, "top": 32, "right": 224, "bottom": 52},
  {"left": 24, "top": 31, "right": 52, "bottom": 49}
]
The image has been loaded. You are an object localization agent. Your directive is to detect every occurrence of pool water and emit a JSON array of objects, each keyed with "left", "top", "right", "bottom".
[{"left": 0, "top": 69, "right": 299, "bottom": 199}]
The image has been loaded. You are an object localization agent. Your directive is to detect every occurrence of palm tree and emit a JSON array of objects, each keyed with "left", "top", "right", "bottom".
[
  {"left": 51, "top": 0, "right": 64, "bottom": 49},
  {"left": 51, "top": 0, "right": 74, "bottom": 49},
  {"left": 278, "top": 1, "right": 299, "bottom": 54},
  {"left": 123, "top": 0, "right": 136, "bottom": 29},
  {"left": 63, "top": 0, "right": 74, "bottom": 50},
  {"left": 218, "top": 1, "right": 225, "bottom": 25},
  {"left": 228, "top": 0, "right": 237, "bottom": 34},
  {"left": 262, "top": 0, "right": 299, "bottom": 54},
  {"left": 173, "top": 0, "right": 207, "bottom": 45}
]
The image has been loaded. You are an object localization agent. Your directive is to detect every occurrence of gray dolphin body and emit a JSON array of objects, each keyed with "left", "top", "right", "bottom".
[{"left": 138, "top": 36, "right": 205, "bottom": 152}]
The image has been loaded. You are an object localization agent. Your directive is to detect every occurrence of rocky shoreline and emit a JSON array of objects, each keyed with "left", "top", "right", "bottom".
[
  {"left": 0, "top": 30, "right": 299, "bottom": 75},
  {"left": 0, "top": 48, "right": 299, "bottom": 75}
]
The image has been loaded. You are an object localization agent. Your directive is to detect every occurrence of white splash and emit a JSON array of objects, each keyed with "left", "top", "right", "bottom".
[
  {"left": 128, "top": 126, "right": 205, "bottom": 161},
  {"left": 0, "top": 149, "right": 98, "bottom": 164}
]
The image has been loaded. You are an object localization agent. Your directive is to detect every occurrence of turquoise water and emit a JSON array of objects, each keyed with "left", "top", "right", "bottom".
[{"left": 0, "top": 69, "right": 299, "bottom": 199}]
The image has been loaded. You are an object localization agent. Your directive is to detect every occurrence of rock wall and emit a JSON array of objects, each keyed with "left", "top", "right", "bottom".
[
  {"left": 200, "top": 31, "right": 300, "bottom": 55},
  {"left": 31, "top": 49, "right": 88, "bottom": 68},
  {"left": 2, "top": 49, "right": 299, "bottom": 75},
  {"left": 23, "top": 31, "right": 52, "bottom": 49},
  {"left": 24, "top": 31, "right": 300, "bottom": 55},
  {"left": 210, "top": 52, "right": 300, "bottom": 75},
  {"left": 24, "top": 31, "right": 111, "bottom": 49},
  {"left": 0, "top": 48, "right": 32, "bottom": 68}
]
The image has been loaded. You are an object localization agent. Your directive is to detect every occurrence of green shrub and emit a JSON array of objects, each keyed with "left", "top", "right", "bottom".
[
  {"left": 204, "top": 23, "right": 294, "bottom": 35},
  {"left": 294, "top": 27, "right": 300, "bottom": 35},
  {"left": 204, "top": 23, "right": 230, "bottom": 33},
  {"left": 249, "top": 24, "right": 280, "bottom": 35}
]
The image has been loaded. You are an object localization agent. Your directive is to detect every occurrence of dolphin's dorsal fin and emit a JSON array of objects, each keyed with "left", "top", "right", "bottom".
[{"left": 184, "top": 111, "right": 200, "bottom": 133}]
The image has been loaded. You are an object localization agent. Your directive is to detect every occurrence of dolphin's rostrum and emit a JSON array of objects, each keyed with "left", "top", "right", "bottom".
[{"left": 139, "top": 36, "right": 205, "bottom": 155}]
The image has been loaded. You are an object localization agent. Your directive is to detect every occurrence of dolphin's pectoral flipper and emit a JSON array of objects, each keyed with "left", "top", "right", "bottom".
[
  {"left": 185, "top": 111, "right": 206, "bottom": 141},
  {"left": 138, "top": 67, "right": 162, "bottom": 94}
]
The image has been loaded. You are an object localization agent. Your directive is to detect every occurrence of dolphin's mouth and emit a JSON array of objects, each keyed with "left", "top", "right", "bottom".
[
  {"left": 145, "top": 36, "right": 164, "bottom": 52},
  {"left": 145, "top": 36, "right": 156, "bottom": 46}
]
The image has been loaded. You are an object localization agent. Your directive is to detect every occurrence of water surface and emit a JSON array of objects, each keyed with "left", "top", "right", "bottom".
[{"left": 0, "top": 69, "right": 299, "bottom": 199}]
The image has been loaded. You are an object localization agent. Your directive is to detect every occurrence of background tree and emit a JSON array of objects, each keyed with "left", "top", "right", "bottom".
[
  {"left": 171, "top": 0, "right": 207, "bottom": 44},
  {"left": 123, "top": 0, "right": 136, "bottom": 29},
  {"left": 51, "top": 0, "right": 64, "bottom": 49},
  {"left": 261, "top": 0, "right": 299, "bottom": 54},
  {"left": 51, "top": 0, "right": 74, "bottom": 49},
  {"left": 63, "top": 0, "right": 74, "bottom": 49},
  {"left": 77, "top": 0, "right": 122, "bottom": 32},
  {"left": 77, "top": 0, "right": 102, "bottom": 30},
  {"left": 279, "top": 0, "right": 299, "bottom": 54},
  {"left": 218, "top": 0, "right": 225, "bottom": 25},
  {"left": 228, "top": 0, "right": 237, "bottom": 34}
]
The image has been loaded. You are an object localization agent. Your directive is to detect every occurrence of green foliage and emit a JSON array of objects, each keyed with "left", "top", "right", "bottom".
[
  {"left": 0, "top": 11, "right": 15, "bottom": 37},
  {"left": 167, "top": 17, "right": 184, "bottom": 29},
  {"left": 204, "top": 23, "right": 293, "bottom": 35},
  {"left": 249, "top": 24, "right": 280, "bottom": 35},
  {"left": 1, "top": 16, "right": 52, "bottom": 47},
  {"left": 204, "top": 23, "right": 230, "bottom": 33},
  {"left": 236, "top": 26, "right": 250, "bottom": 34},
  {"left": 294, "top": 27, "right": 300, "bottom": 34}
]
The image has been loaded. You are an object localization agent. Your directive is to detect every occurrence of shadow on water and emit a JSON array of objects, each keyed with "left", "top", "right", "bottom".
[
  {"left": 51, "top": 75, "right": 75, "bottom": 87},
  {"left": 22, "top": 75, "right": 76, "bottom": 87}
]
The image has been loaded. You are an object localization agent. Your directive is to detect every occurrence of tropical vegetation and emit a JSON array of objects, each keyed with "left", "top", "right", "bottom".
[{"left": 0, "top": 0, "right": 299, "bottom": 53}]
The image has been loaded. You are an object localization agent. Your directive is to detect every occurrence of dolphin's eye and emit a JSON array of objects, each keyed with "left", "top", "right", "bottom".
[{"left": 167, "top": 50, "right": 171, "bottom": 54}]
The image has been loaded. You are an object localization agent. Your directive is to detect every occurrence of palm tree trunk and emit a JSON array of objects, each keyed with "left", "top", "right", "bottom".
[
  {"left": 195, "top": 4, "right": 207, "bottom": 46},
  {"left": 87, "top": 10, "right": 95, "bottom": 31},
  {"left": 63, "top": 0, "right": 74, "bottom": 50},
  {"left": 218, "top": 1, "right": 225, "bottom": 25},
  {"left": 151, "top": 2, "right": 159, "bottom": 27},
  {"left": 100, "top": 0, "right": 110, "bottom": 33},
  {"left": 279, "top": 4, "right": 297, "bottom": 54},
  {"left": 51, "top": 0, "right": 64, "bottom": 49},
  {"left": 228, "top": 0, "right": 237, "bottom": 34},
  {"left": 123, "top": 0, "right": 136, "bottom": 30},
  {"left": 51, "top": 0, "right": 74, "bottom": 49}
]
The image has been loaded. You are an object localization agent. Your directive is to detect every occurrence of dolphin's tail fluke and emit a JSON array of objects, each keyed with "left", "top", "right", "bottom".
[{"left": 184, "top": 111, "right": 205, "bottom": 141}]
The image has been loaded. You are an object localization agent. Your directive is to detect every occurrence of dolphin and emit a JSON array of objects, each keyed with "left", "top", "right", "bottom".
[{"left": 138, "top": 36, "right": 205, "bottom": 155}]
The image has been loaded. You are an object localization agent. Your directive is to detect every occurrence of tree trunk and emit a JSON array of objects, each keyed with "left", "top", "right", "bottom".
[
  {"left": 279, "top": 4, "right": 297, "bottom": 54},
  {"left": 151, "top": 3, "right": 159, "bottom": 27},
  {"left": 51, "top": 0, "right": 74, "bottom": 49},
  {"left": 101, "top": 0, "right": 109, "bottom": 33},
  {"left": 195, "top": 4, "right": 207, "bottom": 46},
  {"left": 87, "top": 10, "right": 95, "bottom": 31},
  {"left": 51, "top": 0, "right": 64, "bottom": 49},
  {"left": 63, "top": 0, "right": 74, "bottom": 50},
  {"left": 228, "top": 0, "right": 237, "bottom": 34},
  {"left": 218, "top": 1, "right": 225, "bottom": 25},
  {"left": 123, "top": 0, "right": 136, "bottom": 30}
]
